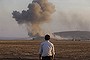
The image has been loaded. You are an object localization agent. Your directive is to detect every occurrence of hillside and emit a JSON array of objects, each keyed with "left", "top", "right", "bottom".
[{"left": 54, "top": 31, "right": 90, "bottom": 40}]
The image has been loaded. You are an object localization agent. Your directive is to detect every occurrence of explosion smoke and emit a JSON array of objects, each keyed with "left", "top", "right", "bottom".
[
  {"left": 12, "top": 0, "right": 55, "bottom": 36},
  {"left": 58, "top": 10, "right": 90, "bottom": 31}
]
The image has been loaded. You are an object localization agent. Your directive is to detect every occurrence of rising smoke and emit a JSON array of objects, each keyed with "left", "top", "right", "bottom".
[
  {"left": 12, "top": 0, "right": 55, "bottom": 36},
  {"left": 58, "top": 10, "right": 90, "bottom": 31}
]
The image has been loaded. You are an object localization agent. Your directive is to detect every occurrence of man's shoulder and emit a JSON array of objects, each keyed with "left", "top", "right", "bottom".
[
  {"left": 48, "top": 41, "right": 53, "bottom": 44},
  {"left": 50, "top": 42, "right": 54, "bottom": 46},
  {"left": 41, "top": 41, "right": 54, "bottom": 45},
  {"left": 40, "top": 41, "right": 45, "bottom": 45},
  {"left": 47, "top": 41, "right": 54, "bottom": 46}
]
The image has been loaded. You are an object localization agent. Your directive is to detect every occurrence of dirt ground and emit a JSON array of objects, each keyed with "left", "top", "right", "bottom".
[{"left": 0, "top": 39, "right": 90, "bottom": 60}]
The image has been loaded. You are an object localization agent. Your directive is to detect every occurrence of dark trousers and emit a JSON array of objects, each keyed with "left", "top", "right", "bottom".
[{"left": 42, "top": 56, "right": 53, "bottom": 60}]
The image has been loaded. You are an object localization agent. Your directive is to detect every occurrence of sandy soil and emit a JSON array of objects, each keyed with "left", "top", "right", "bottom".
[{"left": 0, "top": 39, "right": 90, "bottom": 60}]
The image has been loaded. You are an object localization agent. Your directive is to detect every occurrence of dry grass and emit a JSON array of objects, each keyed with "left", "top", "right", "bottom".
[{"left": 0, "top": 39, "right": 90, "bottom": 60}]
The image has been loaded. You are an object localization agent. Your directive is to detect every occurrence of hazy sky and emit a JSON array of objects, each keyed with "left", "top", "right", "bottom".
[{"left": 0, "top": 0, "right": 90, "bottom": 37}]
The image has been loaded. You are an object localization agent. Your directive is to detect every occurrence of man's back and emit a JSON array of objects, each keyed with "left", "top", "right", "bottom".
[
  {"left": 40, "top": 41, "right": 55, "bottom": 56},
  {"left": 39, "top": 35, "right": 55, "bottom": 60}
]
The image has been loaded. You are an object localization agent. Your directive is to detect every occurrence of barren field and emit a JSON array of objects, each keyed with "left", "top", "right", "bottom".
[{"left": 0, "top": 39, "right": 90, "bottom": 60}]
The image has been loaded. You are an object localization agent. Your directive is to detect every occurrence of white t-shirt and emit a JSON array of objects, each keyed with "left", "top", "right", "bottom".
[{"left": 39, "top": 40, "right": 55, "bottom": 56}]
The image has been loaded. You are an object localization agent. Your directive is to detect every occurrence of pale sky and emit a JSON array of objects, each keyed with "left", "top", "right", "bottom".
[{"left": 0, "top": 0, "right": 90, "bottom": 37}]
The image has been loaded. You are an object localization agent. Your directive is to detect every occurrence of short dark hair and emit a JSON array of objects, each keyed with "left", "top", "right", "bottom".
[{"left": 45, "top": 34, "right": 50, "bottom": 40}]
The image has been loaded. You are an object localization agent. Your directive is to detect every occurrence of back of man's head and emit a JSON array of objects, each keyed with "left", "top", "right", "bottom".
[{"left": 45, "top": 34, "right": 50, "bottom": 40}]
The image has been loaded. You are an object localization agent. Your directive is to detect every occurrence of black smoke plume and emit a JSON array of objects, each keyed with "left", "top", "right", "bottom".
[{"left": 12, "top": 0, "right": 55, "bottom": 36}]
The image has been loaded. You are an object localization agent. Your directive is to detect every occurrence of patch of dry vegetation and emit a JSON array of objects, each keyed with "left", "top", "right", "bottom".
[{"left": 0, "top": 40, "right": 90, "bottom": 60}]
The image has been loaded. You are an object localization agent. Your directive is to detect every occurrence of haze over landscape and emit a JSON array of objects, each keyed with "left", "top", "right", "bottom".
[
  {"left": 0, "top": 1, "right": 90, "bottom": 60},
  {"left": 1, "top": 0, "right": 90, "bottom": 38}
]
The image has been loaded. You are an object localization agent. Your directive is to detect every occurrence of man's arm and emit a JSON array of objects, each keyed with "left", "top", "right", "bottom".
[
  {"left": 39, "top": 54, "right": 42, "bottom": 60},
  {"left": 52, "top": 44, "right": 55, "bottom": 59},
  {"left": 39, "top": 44, "right": 43, "bottom": 60}
]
